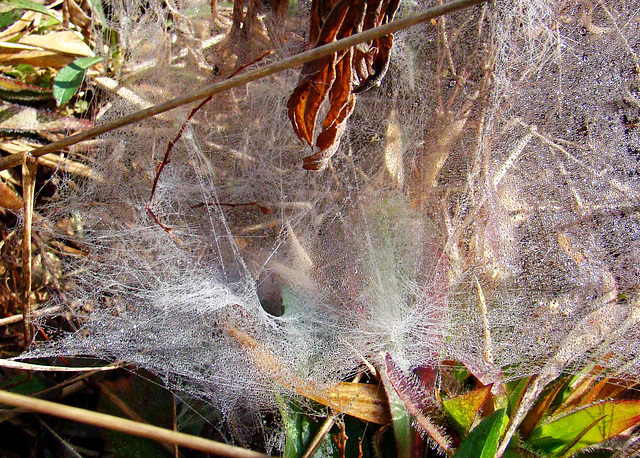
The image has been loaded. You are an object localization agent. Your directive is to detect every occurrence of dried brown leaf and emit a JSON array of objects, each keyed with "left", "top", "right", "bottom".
[
  {"left": 19, "top": 31, "right": 93, "bottom": 57},
  {"left": 287, "top": 55, "right": 337, "bottom": 146},
  {"left": 314, "top": 50, "right": 355, "bottom": 154},
  {"left": 287, "top": 1, "right": 353, "bottom": 146},
  {"left": 0, "top": 42, "right": 78, "bottom": 68}
]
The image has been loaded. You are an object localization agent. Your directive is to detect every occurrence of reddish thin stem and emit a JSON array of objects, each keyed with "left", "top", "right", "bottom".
[{"left": 147, "top": 51, "right": 274, "bottom": 230}]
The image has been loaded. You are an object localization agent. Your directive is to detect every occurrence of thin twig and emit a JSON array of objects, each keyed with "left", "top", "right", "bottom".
[
  {"left": 301, "top": 373, "right": 363, "bottom": 458},
  {"left": 0, "top": 0, "right": 487, "bottom": 173},
  {"left": 0, "top": 305, "right": 62, "bottom": 326},
  {"left": 0, "top": 389, "right": 271, "bottom": 458},
  {"left": 146, "top": 50, "right": 273, "bottom": 234}
]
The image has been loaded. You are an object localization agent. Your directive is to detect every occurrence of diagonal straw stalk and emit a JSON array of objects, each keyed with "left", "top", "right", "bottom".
[
  {"left": 0, "top": 0, "right": 487, "bottom": 172},
  {"left": 0, "top": 389, "right": 270, "bottom": 458}
]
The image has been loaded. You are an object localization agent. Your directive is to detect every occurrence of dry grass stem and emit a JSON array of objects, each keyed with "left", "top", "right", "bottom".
[
  {"left": 0, "top": 0, "right": 488, "bottom": 172},
  {"left": 96, "top": 381, "right": 178, "bottom": 456},
  {"left": 301, "top": 414, "right": 337, "bottom": 458},
  {"left": 20, "top": 156, "right": 37, "bottom": 343},
  {"left": 474, "top": 276, "right": 494, "bottom": 365},
  {"left": 0, "top": 359, "right": 119, "bottom": 372},
  {"left": 0, "top": 305, "right": 62, "bottom": 326},
  {"left": 0, "top": 389, "right": 271, "bottom": 458}
]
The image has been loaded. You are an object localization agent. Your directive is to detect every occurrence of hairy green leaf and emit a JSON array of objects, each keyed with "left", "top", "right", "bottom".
[{"left": 0, "top": 75, "right": 52, "bottom": 103}]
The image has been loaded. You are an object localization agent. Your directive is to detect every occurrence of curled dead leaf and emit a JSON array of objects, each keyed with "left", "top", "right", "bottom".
[{"left": 288, "top": 0, "right": 400, "bottom": 171}]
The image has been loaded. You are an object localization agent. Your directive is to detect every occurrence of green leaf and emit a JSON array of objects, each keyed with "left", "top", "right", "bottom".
[
  {"left": 379, "top": 358, "right": 413, "bottom": 458},
  {"left": 528, "top": 400, "right": 640, "bottom": 457},
  {"left": 283, "top": 408, "right": 304, "bottom": 458},
  {"left": 454, "top": 409, "right": 509, "bottom": 458},
  {"left": 443, "top": 384, "right": 492, "bottom": 434},
  {"left": 282, "top": 404, "right": 340, "bottom": 458},
  {"left": 0, "top": 9, "right": 22, "bottom": 30},
  {"left": 86, "top": 0, "right": 107, "bottom": 27},
  {"left": 506, "top": 377, "right": 530, "bottom": 416},
  {"left": 0, "top": 0, "right": 60, "bottom": 21},
  {"left": 1, "top": 373, "right": 47, "bottom": 395},
  {"left": 53, "top": 56, "right": 103, "bottom": 106}
]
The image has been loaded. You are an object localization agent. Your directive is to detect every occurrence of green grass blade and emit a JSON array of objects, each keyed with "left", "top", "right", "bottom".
[{"left": 454, "top": 409, "right": 508, "bottom": 458}]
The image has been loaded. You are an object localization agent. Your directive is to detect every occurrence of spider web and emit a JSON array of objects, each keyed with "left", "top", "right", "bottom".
[{"left": 22, "top": 0, "right": 640, "bottom": 451}]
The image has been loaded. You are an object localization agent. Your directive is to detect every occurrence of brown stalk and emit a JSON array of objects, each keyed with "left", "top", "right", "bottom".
[
  {"left": 0, "top": 389, "right": 270, "bottom": 458},
  {"left": 0, "top": 0, "right": 488, "bottom": 173}
]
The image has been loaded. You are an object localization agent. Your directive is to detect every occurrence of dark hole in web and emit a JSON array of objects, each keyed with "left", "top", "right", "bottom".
[{"left": 257, "top": 272, "right": 283, "bottom": 317}]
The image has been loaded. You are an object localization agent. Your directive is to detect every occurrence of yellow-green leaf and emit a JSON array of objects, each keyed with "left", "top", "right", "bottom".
[
  {"left": 443, "top": 384, "right": 492, "bottom": 434},
  {"left": 528, "top": 400, "right": 640, "bottom": 457}
]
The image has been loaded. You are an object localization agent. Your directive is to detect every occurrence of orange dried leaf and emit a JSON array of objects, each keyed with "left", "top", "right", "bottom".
[
  {"left": 288, "top": 0, "right": 400, "bottom": 170},
  {"left": 316, "top": 50, "right": 355, "bottom": 151},
  {"left": 287, "top": 55, "right": 337, "bottom": 146},
  {"left": 308, "top": 382, "right": 391, "bottom": 425}
]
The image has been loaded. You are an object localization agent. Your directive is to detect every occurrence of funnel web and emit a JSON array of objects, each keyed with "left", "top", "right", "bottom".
[{"left": 21, "top": 0, "right": 640, "bottom": 452}]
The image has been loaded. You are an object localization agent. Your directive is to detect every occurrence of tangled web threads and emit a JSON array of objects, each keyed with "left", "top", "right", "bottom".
[{"left": 23, "top": 0, "right": 640, "bottom": 451}]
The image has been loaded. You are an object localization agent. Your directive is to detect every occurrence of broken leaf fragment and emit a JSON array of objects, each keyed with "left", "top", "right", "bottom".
[{"left": 0, "top": 180, "right": 23, "bottom": 211}]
